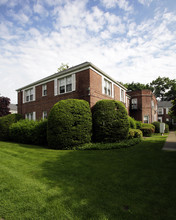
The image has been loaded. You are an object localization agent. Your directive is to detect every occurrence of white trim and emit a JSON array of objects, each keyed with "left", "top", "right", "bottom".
[
  {"left": 33, "top": 112, "right": 36, "bottom": 121},
  {"left": 112, "top": 83, "right": 114, "bottom": 98},
  {"left": 54, "top": 78, "right": 58, "bottom": 96},
  {"left": 72, "top": 73, "right": 76, "bottom": 91}
]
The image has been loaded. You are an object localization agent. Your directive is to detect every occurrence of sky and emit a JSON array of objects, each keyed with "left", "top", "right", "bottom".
[{"left": 0, "top": 0, "right": 176, "bottom": 104}]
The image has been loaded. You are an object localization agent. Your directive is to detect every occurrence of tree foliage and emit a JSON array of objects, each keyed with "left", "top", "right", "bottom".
[
  {"left": 57, "top": 63, "right": 69, "bottom": 72},
  {"left": 124, "top": 82, "right": 152, "bottom": 91},
  {"left": 169, "top": 99, "right": 176, "bottom": 118},
  {"left": 0, "top": 96, "right": 11, "bottom": 117}
]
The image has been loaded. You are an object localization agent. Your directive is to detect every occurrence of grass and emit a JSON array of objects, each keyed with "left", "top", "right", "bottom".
[{"left": 0, "top": 136, "right": 176, "bottom": 220}]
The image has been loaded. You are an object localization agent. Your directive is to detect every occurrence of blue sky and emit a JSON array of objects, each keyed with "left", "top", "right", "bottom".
[{"left": 0, "top": 0, "right": 176, "bottom": 103}]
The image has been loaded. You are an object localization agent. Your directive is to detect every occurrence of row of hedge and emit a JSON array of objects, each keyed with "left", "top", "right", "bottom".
[{"left": 0, "top": 99, "right": 169, "bottom": 149}]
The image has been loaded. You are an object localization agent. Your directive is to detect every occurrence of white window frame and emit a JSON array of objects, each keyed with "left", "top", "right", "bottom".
[
  {"left": 54, "top": 74, "right": 76, "bottom": 96},
  {"left": 165, "top": 108, "right": 169, "bottom": 114},
  {"left": 120, "top": 89, "right": 125, "bottom": 103},
  {"left": 42, "top": 111, "right": 47, "bottom": 119},
  {"left": 144, "top": 115, "right": 149, "bottom": 124},
  {"left": 23, "top": 87, "right": 35, "bottom": 103},
  {"left": 42, "top": 84, "right": 47, "bottom": 96},
  {"left": 103, "top": 78, "right": 112, "bottom": 96},
  {"left": 25, "top": 112, "right": 36, "bottom": 121},
  {"left": 131, "top": 98, "right": 137, "bottom": 109},
  {"left": 158, "top": 108, "right": 163, "bottom": 115},
  {"left": 158, "top": 117, "right": 162, "bottom": 123}
]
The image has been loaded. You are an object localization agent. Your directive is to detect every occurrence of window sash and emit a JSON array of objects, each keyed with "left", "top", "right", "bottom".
[
  {"left": 104, "top": 79, "right": 111, "bottom": 96},
  {"left": 59, "top": 75, "right": 73, "bottom": 94}
]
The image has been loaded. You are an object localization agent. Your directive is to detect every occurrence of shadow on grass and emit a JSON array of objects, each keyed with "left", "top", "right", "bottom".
[{"left": 40, "top": 137, "right": 176, "bottom": 219}]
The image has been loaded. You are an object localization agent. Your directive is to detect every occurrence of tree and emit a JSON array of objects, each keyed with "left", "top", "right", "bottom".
[
  {"left": 124, "top": 82, "right": 152, "bottom": 91},
  {"left": 169, "top": 99, "right": 176, "bottom": 118},
  {"left": 0, "top": 96, "right": 11, "bottom": 117},
  {"left": 57, "top": 63, "right": 69, "bottom": 72},
  {"left": 150, "top": 77, "right": 176, "bottom": 101}
]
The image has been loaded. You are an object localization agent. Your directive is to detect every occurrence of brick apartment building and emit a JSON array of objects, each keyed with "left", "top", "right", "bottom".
[
  {"left": 127, "top": 90, "right": 158, "bottom": 124},
  {"left": 17, "top": 62, "right": 130, "bottom": 120},
  {"left": 157, "top": 101, "right": 175, "bottom": 125}
]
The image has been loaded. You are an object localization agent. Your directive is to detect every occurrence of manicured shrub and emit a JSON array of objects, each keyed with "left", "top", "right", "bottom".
[
  {"left": 128, "top": 128, "right": 143, "bottom": 139},
  {"left": 141, "top": 123, "right": 155, "bottom": 133},
  {"left": 92, "top": 100, "right": 129, "bottom": 143},
  {"left": 0, "top": 114, "right": 22, "bottom": 141},
  {"left": 9, "top": 119, "right": 47, "bottom": 145},
  {"left": 128, "top": 116, "right": 136, "bottom": 129},
  {"left": 140, "top": 127, "right": 153, "bottom": 137},
  {"left": 136, "top": 121, "right": 142, "bottom": 129},
  {"left": 47, "top": 99, "right": 92, "bottom": 149},
  {"left": 152, "top": 121, "right": 160, "bottom": 133}
]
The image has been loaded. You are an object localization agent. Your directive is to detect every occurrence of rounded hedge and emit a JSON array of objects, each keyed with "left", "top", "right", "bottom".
[
  {"left": 152, "top": 121, "right": 160, "bottom": 133},
  {"left": 92, "top": 99, "right": 129, "bottom": 142},
  {"left": 0, "top": 114, "right": 22, "bottom": 141},
  {"left": 47, "top": 99, "right": 92, "bottom": 149}
]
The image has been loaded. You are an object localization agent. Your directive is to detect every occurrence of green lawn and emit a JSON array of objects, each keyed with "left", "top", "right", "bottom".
[{"left": 0, "top": 136, "right": 176, "bottom": 220}]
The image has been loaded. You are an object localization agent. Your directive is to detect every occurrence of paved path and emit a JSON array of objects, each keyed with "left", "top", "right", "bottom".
[{"left": 162, "top": 131, "right": 176, "bottom": 151}]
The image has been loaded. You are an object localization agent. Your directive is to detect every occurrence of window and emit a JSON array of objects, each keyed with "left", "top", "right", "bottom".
[
  {"left": 158, "top": 117, "right": 162, "bottom": 123},
  {"left": 25, "top": 88, "right": 33, "bottom": 102},
  {"left": 25, "top": 112, "right": 35, "bottom": 121},
  {"left": 104, "top": 79, "right": 111, "bottom": 96},
  {"left": 166, "top": 108, "right": 169, "bottom": 114},
  {"left": 158, "top": 108, "right": 163, "bottom": 115},
  {"left": 42, "top": 84, "right": 47, "bottom": 96},
  {"left": 144, "top": 115, "right": 149, "bottom": 123},
  {"left": 59, "top": 75, "right": 72, "bottom": 94},
  {"left": 43, "top": 111, "right": 47, "bottom": 119},
  {"left": 131, "top": 98, "right": 137, "bottom": 109},
  {"left": 120, "top": 89, "right": 125, "bottom": 103},
  {"left": 166, "top": 118, "right": 169, "bottom": 122}
]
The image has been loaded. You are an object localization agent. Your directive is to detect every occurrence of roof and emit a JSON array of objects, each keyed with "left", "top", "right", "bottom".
[
  {"left": 158, "top": 101, "right": 172, "bottom": 108},
  {"left": 16, "top": 62, "right": 127, "bottom": 91}
]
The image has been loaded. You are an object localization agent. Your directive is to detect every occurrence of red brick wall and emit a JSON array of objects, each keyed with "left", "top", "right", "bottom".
[{"left": 18, "top": 68, "right": 129, "bottom": 120}]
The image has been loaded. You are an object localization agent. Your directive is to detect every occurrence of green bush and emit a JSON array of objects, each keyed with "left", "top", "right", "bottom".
[
  {"left": 92, "top": 100, "right": 129, "bottom": 143},
  {"left": 140, "top": 127, "right": 153, "bottom": 137},
  {"left": 0, "top": 114, "right": 22, "bottom": 141},
  {"left": 152, "top": 121, "right": 160, "bottom": 133},
  {"left": 136, "top": 121, "right": 142, "bottom": 129},
  {"left": 128, "top": 116, "right": 136, "bottom": 129},
  {"left": 141, "top": 123, "right": 155, "bottom": 132},
  {"left": 9, "top": 119, "right": 47, "bottom": 145},
  {"left": 47, "top": 99, "right": 92, "bottom": 149},
  {"left": 165, "top": 123, "right": 169, "bottom": 133},
  {"left": 128, "top": 128, "right": 143, "bottom": 139}
]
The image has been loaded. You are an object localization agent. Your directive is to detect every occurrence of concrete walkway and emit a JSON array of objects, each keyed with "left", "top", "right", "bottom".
[{"left": 162, "top": 131, "right": 176, "bottom": 151}]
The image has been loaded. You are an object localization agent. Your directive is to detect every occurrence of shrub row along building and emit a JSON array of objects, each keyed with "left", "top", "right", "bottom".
[{"left": 17, "top": 62, "right": 158, "bottom": 123}]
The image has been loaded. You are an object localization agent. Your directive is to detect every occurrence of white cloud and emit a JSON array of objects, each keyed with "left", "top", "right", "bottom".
[
  {"left": 33, "top": 3, "right": 48, "bottom": 17},
  {"left": 101, "top": 0, "right": 133, "bottom": 12},
  {"left": 138, "top": 0, "right": 153, "bottom": 7}
]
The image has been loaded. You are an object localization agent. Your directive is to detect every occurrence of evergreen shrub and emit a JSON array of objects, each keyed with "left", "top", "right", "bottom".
[
  {"left": 140, "top": 123, "right": 155, "bottom": 137},
  {"left": 152, "top": 121, "right": 160, "bottom": 133},
  {"left": 136, "top": 121, "right": 142, "bottom": 129},
  {"left": 128, "top": 128, "right": 143, "bottom": 139},
  {"left": 9, "top": 119, "right": 47, "bottom": 145},
  {"left": 0, "top": 114, "right": 22, "bottom": 141},
  {"left": 128, "top": 116, "right": 136, "bottom": 129},
  {"left": 92, "top": 99, "right": 129, "bottom": 143},
  {"left": 165, "top": 123, "right": 169, "bottom": 133},
  {"left": 47, "top": 99, "right": 92, "bottom": 149}
]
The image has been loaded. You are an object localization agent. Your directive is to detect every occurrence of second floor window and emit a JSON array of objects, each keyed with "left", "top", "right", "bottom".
[
  {"left": 42, "top": 84, "right": 47, "bottom": 96},
  {"left": 104, "top": 79, "right": 111, "bottom": 96},
  {"left": 59, "top": 75, "right": 72, "bottom": 94},
  {"left": 25, "top": 88, "right": 33, "bottom": 102},
  {"left": 158, "top": 108, "right": 163, "bottom": 115},
  {"left": 120, "top": 89, "right": 125, "bottom": 103},
  {"left": 131, "top": 98, "right": 137, "bottom": 109}
]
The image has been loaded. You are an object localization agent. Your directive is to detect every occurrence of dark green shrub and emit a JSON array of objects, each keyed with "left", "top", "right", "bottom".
[
  {"left": 92, "top": 100, "right": 129, "bottom": 143},
  {"left": 0, "top": 114, "right": 22, "bottom": 141},
  {"left": 128, "top": 128, "right": 143, "bottom": 139},
  {"left": 152, "top": 121, "right": 160, "bottom": 133},
  {"left": 136, "top": 121, "right": 142, "bottom": 129},
  {"left": 140, "top": 127, "right": 153, "bottom": 137},
  {"left": 9, "top": 119, "right": 47, "bottom": 145},
  {"left": 47, "top": 99, "right": 92, "bottom": 149},
  {"left": 128, "top": 116, "right": 136, "bottom": 129},
  {"left": 141, "top": 123, "right": 155, "bottom": 132}
]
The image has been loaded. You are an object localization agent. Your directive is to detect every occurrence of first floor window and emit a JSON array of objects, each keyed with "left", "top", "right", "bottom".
[
  {"left": 25, "top": 112, "right": 35, "bottom": 121},
  {"left": 104, "top": 79, "right": 111, "bottom": 96},
  {"left": 144, "top": 115, "right": 149, "bottom": 123},
  {"left": 43, "top": 111, "right": 47, "bottom": 119}
]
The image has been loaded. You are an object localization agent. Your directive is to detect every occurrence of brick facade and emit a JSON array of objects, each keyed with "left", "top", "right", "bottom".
[
  {"left": 17, "top": 62, "right": 130, "bottom": 120},
  {"left": 127, "top": 90, "right": 158, "bottom": 123}
]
